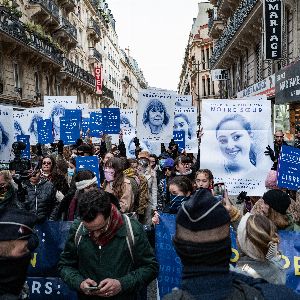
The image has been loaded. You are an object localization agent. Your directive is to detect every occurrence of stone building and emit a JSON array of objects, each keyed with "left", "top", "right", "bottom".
[
  {"left": 178, "top": 2, "right": 220, "bottom": 123},
  {"left": 0, "top": 0, "right": 147, "bottom": 110},
  {"left": 208, "top": 0, "right": 300, "bottom": 137},
  {"left": 120, "top": 48, "right": 148, "bottom": 110}
]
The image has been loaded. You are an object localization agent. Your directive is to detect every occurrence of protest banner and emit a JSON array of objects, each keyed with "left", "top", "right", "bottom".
[
  {"left": 64, "top": 109, "right": 82, "bottom": 122},
  {"left": 175, "top": 95, "right": 192, "bottom": 107},
  {"left": 75, "top": 156, "right": 100, "bottom": 186},
  {"left": 277, "top": 145, "right": 300, "bottom": 190},
  {"left": 17, "top": 135, "right": 30, "bottom": 159},
  {"left": 120, "top": 109, "right": 136, "bottom": 128},
  {"left": 173, "top": 131, "right": 185, "bottom": 153},
  {"left": 37, "top": 119, "right": 54, "bottom": 145},
  {"left": 156, "top": 214, "right": 300, "bottom": 298},
  {"left": 44, "top": 96, "right": 77, "bottom": 141},
  {"left": 81, "top": 118, "right": 90, "bottom": 138},
  {"left": 200, "top": 99, "right": 273, "bottom": 195},
  {"left": 90, "top": 111, "right": 103, "bottom": 138},
  {"left": 137, "top": 89, "right": 175, "bottom": 143},
  {"left": 102, "top": 108, "right": 120, "bottom": 134},
  {"left": 60, "top": 119, "right": 81, "bottom": 145},
  {"left": 26, "top": 107, "right": 44, "bottom": 145},
  {"left": 13, "top": 110, "right": 28, "bottom": 141},
  {"left": 174, "top": 106, "right": 198, "bottom": 153},
  {"left": 0, "top": 105, "right": 13, "bottom": 163}
]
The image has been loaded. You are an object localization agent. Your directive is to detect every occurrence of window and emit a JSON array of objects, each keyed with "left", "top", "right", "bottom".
[
  {"left": 13, "top": 63, "right": 20, "bottom": 88},
  {"left": 255, "top": 43, "right": 262, "bottom": 83},
  {"left": 34, "top": 72, "right": 40, "bottom": 93},
  {"left": 46, "top": 76, "right": 50, "bottom": 95},
  {"left": 207, "top": 77, "right": 211, "bottom": 96},
  {"left": 202, "top": 78, "right": 206, "bottom": 97}
]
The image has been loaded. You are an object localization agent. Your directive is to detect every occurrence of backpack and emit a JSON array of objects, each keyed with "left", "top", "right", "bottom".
[{"left": 74, "top": 214, "right": 135, "bottom": 264}]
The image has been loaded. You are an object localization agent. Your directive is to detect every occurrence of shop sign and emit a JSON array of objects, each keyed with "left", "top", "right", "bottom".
[
  {"left": 264, "top": 0, "right": 282, "bottom": 60},
  {"left": 94, "top": 63, "right": 102, "bottom": 94},
  {"left": 237, "top": 74, "right": 275, "bottom": 98},
  {"left": 211, "top": 69, "right": 228, "bottom": 81},
  {"left": 275, "top": 60, "right": 300, "bottom": 104}
]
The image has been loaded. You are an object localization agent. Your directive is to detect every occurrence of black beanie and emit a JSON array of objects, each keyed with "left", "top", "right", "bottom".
[
  {"left": 176, "top": 189, "right": 230, "bottom": 231},
  {"left": 0, "top": 208, "right": 38, "bottom": 241},
  {"left": 262, "top": 189, "right": 291, "bottom": 215}
]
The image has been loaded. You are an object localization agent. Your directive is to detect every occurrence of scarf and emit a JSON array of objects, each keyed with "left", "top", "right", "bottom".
[
  {"left": 40, "top": 170, "right": 52, "bottom": 181},
  {"left": 173, "top": 236, "right": 232, "bottom": 268},
  {"left": 90, "top": 204, "right": 123, "bottom": 247}
]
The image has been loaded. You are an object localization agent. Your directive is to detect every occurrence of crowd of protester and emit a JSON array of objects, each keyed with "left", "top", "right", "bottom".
[{"left": 0, "top": 128, "right": 300, "bottom": 300}]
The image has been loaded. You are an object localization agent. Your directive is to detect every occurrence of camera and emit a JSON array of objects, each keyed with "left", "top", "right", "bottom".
[{"left": 9, "top": 141, "right": 31, "bottom": 178}]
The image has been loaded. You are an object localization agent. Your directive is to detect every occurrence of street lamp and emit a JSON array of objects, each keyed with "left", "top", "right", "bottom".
[{"left": 192, "top": 60, "right": 201, "bottom": 125}]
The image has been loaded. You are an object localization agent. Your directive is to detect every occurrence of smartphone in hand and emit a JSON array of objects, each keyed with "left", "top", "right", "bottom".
[
  {"left": 84, "top": 286, "right": 100, "bottom": 291},
  {"left": 213, "top": 183, "right": 225, "bottom": 201}
]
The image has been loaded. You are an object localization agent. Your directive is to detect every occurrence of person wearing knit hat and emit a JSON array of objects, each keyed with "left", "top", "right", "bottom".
[
  {"left": 0, "top": 208, "right": 39, "bottom": 299},
  {"left": 163, "top": 189, "right": 299, "bottom": 300},
  {"left": 251, "top": 189, "right": 300, "bottom": 231},
  {"left": 236, "top": 213, "right": 286, "bottom": 285}
]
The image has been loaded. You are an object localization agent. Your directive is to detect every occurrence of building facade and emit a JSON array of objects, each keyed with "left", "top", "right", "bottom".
[
  {"left": 178, "top": 2, "right": 220, "bottom": 123},
  {"left": 120, "top": 48, "right": 147, "bottom": 110},
  {"left": 0, "top": 0, "right": 147, "bottom": 109},
  {"left": 208, "top": 0, "right": 300, "bottom": 137}
]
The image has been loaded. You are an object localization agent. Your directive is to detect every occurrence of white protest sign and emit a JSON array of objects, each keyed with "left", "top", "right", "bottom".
[{"left": 200, "top": 98, "right": 273, "bottom": 196}]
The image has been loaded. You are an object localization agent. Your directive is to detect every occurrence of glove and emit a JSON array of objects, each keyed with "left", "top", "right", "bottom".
[
  {"left": 264, "top": 145, "right": 276, "bottom": 161},
  {"left": 237, "top": 191, "right": 248, "bottom": 204},
  {"left": 57, "top": 140, "right": 64, "bottom": 155}
]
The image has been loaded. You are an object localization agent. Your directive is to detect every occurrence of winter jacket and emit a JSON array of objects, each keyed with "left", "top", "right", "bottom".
[
  {"left": 236, "top": 255, "right": 286, "bottom": 285},
  {"left": 163, "top": 269, "right": 299, "bottom": 300},
  {"left": 58, "top": 216, "right": 158, "bottom": 300},
  {"left": 22, "top": 179, "right": 57, "bottom": 223},
  {"left": 104, "top": 178, "right": 134, "bottom": 213}
]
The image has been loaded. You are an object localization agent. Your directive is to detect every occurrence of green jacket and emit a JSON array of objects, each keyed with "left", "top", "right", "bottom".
[{"left": 58, "top": 216, "right": 158, "bottom": 300}]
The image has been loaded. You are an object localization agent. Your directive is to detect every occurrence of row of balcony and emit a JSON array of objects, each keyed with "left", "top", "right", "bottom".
[
  {"left": 0, "top": 6, "right": 63, "bottom": 65},
  {"left": 102, "top": 85, "right": 114, "bottom": 100},
  {"left": 0, "top": 7, "right": 96, "bottom": 89},
  {"left": 61, "top": 57, "right": 95, "bottom": 87},
  {"left": 88, "top": 47, "right": 102, "bottom": 64},
  {"left": 209, "top": 0, "right": 259, "bottom": 68},
  {"left": 87, "top": 18, "right": 101, "bottom": 42}
]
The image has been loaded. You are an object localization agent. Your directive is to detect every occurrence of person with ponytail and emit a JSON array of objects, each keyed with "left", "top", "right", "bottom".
[{"left": 236, "top": 213, "right": 286, "bottom": 285}]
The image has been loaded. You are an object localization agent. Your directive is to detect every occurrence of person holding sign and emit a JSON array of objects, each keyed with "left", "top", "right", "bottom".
[{"left": 216, "top": 114, "right": 257, "bottom": 175}]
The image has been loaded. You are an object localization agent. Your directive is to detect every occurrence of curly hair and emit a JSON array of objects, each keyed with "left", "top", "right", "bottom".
[
  {"left": 78, "top": 189, "right": 111, "bottom": 222},
  {"left": 142, "top": 99, "right": 170, "bottom": 126}
]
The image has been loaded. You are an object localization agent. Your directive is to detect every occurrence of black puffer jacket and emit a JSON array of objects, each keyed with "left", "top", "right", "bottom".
[{"left": 22, "top": 179, "right": 57, "bottom": 223}]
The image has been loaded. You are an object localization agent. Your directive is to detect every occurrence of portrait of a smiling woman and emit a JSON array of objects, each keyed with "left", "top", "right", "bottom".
[
  {"left": 142, "top": 99, "right": 170, "bottom": 135},
  {"left": 215, "top": 114, "right": 257, "bottom": 174}
]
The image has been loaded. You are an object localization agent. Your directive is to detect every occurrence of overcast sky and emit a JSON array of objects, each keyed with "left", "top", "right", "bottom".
[{"left": 107, "top": 0, "right": 201, "bottom": 92}]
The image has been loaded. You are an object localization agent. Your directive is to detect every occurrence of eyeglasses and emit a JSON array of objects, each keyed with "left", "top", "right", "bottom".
[
  {"left": 275, "top": 135, "right": 284, "bottom": 138},
  {"left": 42, "top": 161, "right": 52, "bottom": 165},
  {"left": 87, "top": 216, "right": 111, "bottom": 234},
  {"left": 104, "top": 170, "right": 115, "bottom": 175}
]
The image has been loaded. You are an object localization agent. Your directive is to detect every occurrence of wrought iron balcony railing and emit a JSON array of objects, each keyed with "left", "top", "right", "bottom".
[
  {"left": 102, "top": 85, "right": 114, "bottom": 99},
  {"left": 0, "top": 7, "right": 63, "bottom": 65},
  {"left": 89, "top": 47, "right": 102, "bottom": 62},
  {"left": 88, "top": 18, "right": 101, "bottom": 38},
  {"left": 210, "top": 0, "right": 259, "bottom": 68},
  {"left": 60, "top": 16, "right": 77, "bottom": 40},
  {"left": 62, "top": 57, "right": 95, "bottom": 86},
  {"left": 29, "top": 0, "right": 59, "bottom": 20}
]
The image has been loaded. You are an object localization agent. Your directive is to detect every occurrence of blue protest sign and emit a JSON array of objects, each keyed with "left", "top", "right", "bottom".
[
  {"left": 102, "top": 108, "right": 120, "bottom": 134},
  {"left": 81, "top": 118, "right": 90, "bottom": 138},
  {"left": 75, "top": 156, "right": 100, "bottom": 186},
  {"left": 60, "top": 118, "right": 80, "bottom": 145},
  {"left": 27, "top": 277, "right": 77, "bottom": 300},
  {"left": 37, "top": 119, "right": 54, "bottom": 144},
  {"left": 16, "top": 135, "right": 30, "bottom": 159},
  {"left": 64, "top": 109, "right": 82, "bottom": 121},
  {"left": 90, "top": 112, "right": 103, "bottom": 138},
  {"left": 28, "top": 222, "right": 72, "bottom": 277},
  {"left": 277, "top": 145, "right": 300, "bottom": 190},
  {"left": 173, "top": 131, "right": 185, "bottom": 152}
]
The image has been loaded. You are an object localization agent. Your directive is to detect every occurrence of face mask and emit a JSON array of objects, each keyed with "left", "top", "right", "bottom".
[
  {"left": 170, "top": 193, "right": 186, "bottom": 203},
  {"left": 68, "top": 168, "right": 75, "bottom": 176},
  {"left": 105, "top": 173, "right": 115, "bottom": 182}
]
